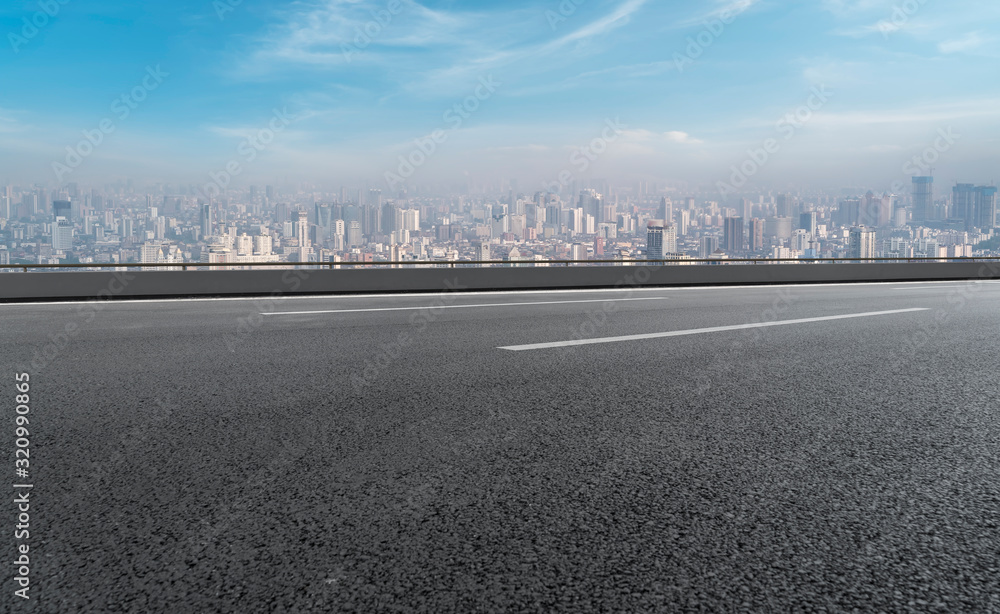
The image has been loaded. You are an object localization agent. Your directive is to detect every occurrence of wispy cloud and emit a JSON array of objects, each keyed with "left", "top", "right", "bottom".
[
  {"left": 542, "top": 0, "right": 649, "bottom": 49},
  {"left": 0, "top": 109, "right": 29, "bottom": 134},
  {"left": 674, "top": 0, "right": 762, "bottom": 28},
  {"left": 938, "top": 31, "right": 989, "bottom": 54},
  {"left": 508, "top": 60, "right": 675, "bottom": 96},
  {"left": 809, "top": 98, "right": 1000, "bottom": 127},
  {"left": 243, "top": 0, "right": 477, "bottom": 72},
  {"left": 405, "top": 0, "right": 652, "bottom": 95}
]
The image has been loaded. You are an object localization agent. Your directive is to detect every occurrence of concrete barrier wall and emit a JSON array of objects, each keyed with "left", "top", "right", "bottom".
[{"left": 2, "top": 262, "right": 1000, "bottom": 302}]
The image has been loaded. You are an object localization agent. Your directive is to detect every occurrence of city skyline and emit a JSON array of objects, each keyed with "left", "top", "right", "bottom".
[
  {"left": 1, "top": 0, "right": 999, "bottom": 190},
  {"left": 2, "top": 171, "right": 997, "bottom": 271}
]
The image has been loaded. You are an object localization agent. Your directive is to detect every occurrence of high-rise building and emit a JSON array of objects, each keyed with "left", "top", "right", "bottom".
[
  {"left": 646, "top": 223, "right": 676, "bottom": 260},
  {"left": 837, "top": 198, "right": 861, "bottom": 227},
  {"left": 723, "top": 217, "right": 744, "bottom": 253},
  {"left": 953, "top": 184, "right": 977, "bottom": 230},
  {"left": 52, "top": 219, "right": 73, "bottom": 251},
  {"left": 401, "top": 209, "right": 420, "bottom": 232},
  {"left": 860, "top": 191, "right": 891, "bottom": 227},
  {"left": 141, "top": 242, "right": 162, "bottom": 264},
  {"left": 849, "top": 227, "right": 876, "bottom": 260},
  {"left": 912, "top": 176, "right": 933, "bottom": 222},
  {"left": 764, "top": 217, "right": 793, "bottom": 240},
  {"left": 53, "top": 200, "right": 72, "bottom": 221},
  {"left": 659, "top": 197, "right": 672, "bottom": 225},
  {"left": 798, "top": 212, "right": 817, "bottom": 237},
  {"left": 315, "top": 203, "right": 333, "bottom": 241},
  {"left": 200, "top": 203, "right": 213, "bottom": 238},
  {"left": 748, "top": 218, "right": 765, "bottom": 252},
  {"left": 294, "top": 210, "right": 310, "bottom": 248},
  {"left": 776, "top": 194, "right": 797, "bottom": 218},
  {"left": 700, "top": 235, "right": 720, "bottom": 258},
  {"left": 975, "top": 186, "right": 998, "bottom": 230},
  {"left": 346, "top": 221, "right": 363, "bottom": 247},
  {"left": 677, "top": 209, "right": 690, "bottom": 236},
  {"left": 381, "top": 201, "right": 397, "bottom": 234}
]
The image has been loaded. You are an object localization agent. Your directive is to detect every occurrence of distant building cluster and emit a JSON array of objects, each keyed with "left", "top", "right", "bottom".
[{"left": 0, "top": 176, "right": 997, "bottom": 269}]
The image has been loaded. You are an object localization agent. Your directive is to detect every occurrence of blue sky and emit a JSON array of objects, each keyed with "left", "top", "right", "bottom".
[{"left": 1, "top": 0, "right": 998, "bottom": 193}]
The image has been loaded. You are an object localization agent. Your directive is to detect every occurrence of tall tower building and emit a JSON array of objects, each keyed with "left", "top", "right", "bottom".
[
  {"left": 953, "top": 184, "right": 977, "bottom": 230},
  {"left": 748, "top": 218, "right": 765, "bottom": 252},
  {"left": 53, "top": 219, "right": 74, "bottom": 251},
  {"left": 659, "top": 197, "right": 672, "bottom": 225},
  {"left": 381, "top": 201, "right": 397, "bottom": 234},
  {"left": 646, "top": 223, "right": 676, "bottom": 260},
  {"left": 294, "top": 210, "right": 310, "bottom": 248},
  {"left": 200, "top": 203, "right": 213, "bottom": 239},
  {"left": 912, "top": 176, "right": 934, "bottom": 222},
  {"left": 678, "top": 209, "right": 690, "bottom": 236},
  {"left": 53, "top": 200, "right": 72, "bottom": 221},
  {"left": 976, "top": 186, "right": 998, "bottom": 230},
  {"left": 700, "top": 236, "right": 720, "bottom": 258},
  {"left": 347, "top": 221, "right": 363, "bottom": 248},
  {"left": 798, "top": 212, "right": 817, "bottom": 237},
  {"left": 776, "top": 194, "right": 797, "bottom": 218},
  {"left": 723, "top": 217, "right": 744, "bottom": 253},
  {"left": 849, "top": 227, "right": 876, "bottom": 260}
]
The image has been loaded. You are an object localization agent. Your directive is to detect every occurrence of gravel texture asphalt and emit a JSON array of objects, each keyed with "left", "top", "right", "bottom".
[{"left": 2, "top": 281, "right": 1000, "bottom": 613}]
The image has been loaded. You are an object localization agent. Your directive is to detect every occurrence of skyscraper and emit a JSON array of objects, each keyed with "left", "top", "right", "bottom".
[
  {"left": 347, "top": 221, "right": 363, "bottom": 247},
  {"left": 53, "top": 200, "right": 72, "bottom": 221},
  {"left": 849, "top": 227, "right": 876, "bottom": 260},
  {"left": 700, "top": 236, "right": 720, "bottom": 258},
  {"left": 953, "top": 184, "right": 977, "bottom": 230},
  {"left": 976, "top": 186, "right": 998, "bottom": 230},
  {"left": 723, "top": 217, "right": 744, "bottom": 253},
  {"left": 53, "top": 219, "right": 73, "bottom": 251},
  {"left": 200, "top": 203, "right": 213, "bottom": 239},
  {"left": 748, "top": 218, "right": 765, "bottom": 252},
  {"left": 646, "top": 223, "right": 676, "bottom": 260},
  {"left": 912, "top": 176, "right": 933, "bottom": 222},
  {"left": 798, "top": 212, "right": 817, "bottom": 237},
  {"left": 837, "top": 198, "right": 861, "bottom": 227},
  {"left": 294, "top": 210, "right": 310, "bottom": 248},
  {"left": 659, "top": 197, "right": 672, "bottom": 225},
  {"left": 776, "top": 194, "right": 797, "bottom": 218}
]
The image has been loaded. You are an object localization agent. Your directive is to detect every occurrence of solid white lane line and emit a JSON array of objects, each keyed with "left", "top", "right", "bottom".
[
  {"left": 260, "top": 296, "right": 674, "bottom": 316},
  {"left": 497, "top": 308, "right": 930, "bottom": 351},
  {"left": 893, "top": 282, "right": 1000, "bottom": 290}
]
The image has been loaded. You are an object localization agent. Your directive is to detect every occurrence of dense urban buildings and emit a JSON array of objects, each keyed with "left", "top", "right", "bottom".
[{"left": 0, "top": 175, "right": 998, "bottom": 269}]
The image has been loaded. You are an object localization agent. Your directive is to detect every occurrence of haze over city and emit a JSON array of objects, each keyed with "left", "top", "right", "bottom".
[{"left": 2, "top": 0, "right": 1000, "bottom": 191}]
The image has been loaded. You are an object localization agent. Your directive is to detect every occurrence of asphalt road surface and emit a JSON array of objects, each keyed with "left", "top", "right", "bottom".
[{"left": 3, "top": 281, "right": 1000, "bottom": 612}]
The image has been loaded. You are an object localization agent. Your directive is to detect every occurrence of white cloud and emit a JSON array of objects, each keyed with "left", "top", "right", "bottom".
[
  {"left": 664, "top": 131, "right": 703, "bottom": 144},
  {"left": 0, "top": 109, "right": 28, "bottom": 134},
  {"left": 244, "top": 0, "right": 476, "bottom": 71},
  {"left": 618, "top": 129, "right": 703, "bottom": 145},
  {"left": 543, "top": 0, "right": 649, "bottom": 49},
  {"left": 674, "top": 0, "right": 762, "bottom": 28},
  {"left": 938, "top": 31, "right": 988, "bottom": 54}
]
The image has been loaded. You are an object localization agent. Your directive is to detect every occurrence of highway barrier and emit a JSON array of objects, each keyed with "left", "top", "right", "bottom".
[{"left": 2, "top": 259, "right": 1000, "bottom": 302}]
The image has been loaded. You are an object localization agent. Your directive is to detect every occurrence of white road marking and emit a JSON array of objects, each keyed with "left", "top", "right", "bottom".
[
  {"left": 893, "top": 282, "right": 1000, "bottom": 290},
  {"left": 498, "top": 308, "right": 930, "bottom": 351},
  {"left": 260, "top": 296, "right": 675, "bottom": 316}
]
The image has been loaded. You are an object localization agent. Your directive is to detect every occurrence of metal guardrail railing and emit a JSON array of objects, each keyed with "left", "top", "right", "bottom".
[{"left": 2, "top": 257, "right": 1000, "bottom": 272}]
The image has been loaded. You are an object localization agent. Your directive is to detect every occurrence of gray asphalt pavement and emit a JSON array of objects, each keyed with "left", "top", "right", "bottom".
[{"left": 3, "top": 281, "right": 1000, "bottom": 612}]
